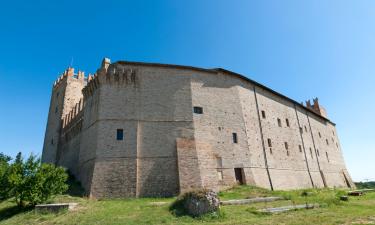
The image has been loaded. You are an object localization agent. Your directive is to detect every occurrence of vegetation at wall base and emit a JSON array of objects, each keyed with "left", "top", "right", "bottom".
[
  {"left": 0, "top": 152, "right": 68, "bottom": 208},
  {"left": 1, "top": 185, "right": 375, "bottom": 225}
]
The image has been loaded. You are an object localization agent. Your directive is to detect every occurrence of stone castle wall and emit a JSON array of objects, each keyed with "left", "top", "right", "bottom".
[{"left": 42, "top": 59, "right": 354, "bottom": 198}]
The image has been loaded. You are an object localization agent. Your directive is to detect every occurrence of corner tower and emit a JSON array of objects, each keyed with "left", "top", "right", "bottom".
[{"left": 42, "top": 68, "right": 86, "bottom": 163}]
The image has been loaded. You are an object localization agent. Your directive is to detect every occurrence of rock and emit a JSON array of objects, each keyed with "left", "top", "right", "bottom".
[
  {"left": 35, "top": 203, "right": 78, "bottom": 213},
  {"left": 183, "top": 189, "right": 220, "bottom": 217}
]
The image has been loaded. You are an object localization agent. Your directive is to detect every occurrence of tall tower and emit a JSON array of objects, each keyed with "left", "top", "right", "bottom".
[{"left": 42, "top": 68, "right": 86, "bottom": 164}]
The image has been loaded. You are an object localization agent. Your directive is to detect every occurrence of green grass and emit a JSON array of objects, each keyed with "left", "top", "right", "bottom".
[{"left": 1, "top": 186, "right": 375, "bottom": 225}]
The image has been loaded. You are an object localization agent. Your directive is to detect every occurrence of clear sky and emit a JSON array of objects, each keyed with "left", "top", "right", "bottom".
[{"left": 0, "top": 0, "right": 374, "bottom": 181}]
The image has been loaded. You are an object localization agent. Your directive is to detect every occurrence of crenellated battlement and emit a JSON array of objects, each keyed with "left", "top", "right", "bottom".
[
  {"left": 53, "top": 67, "right": 87, "bottom": 89},
  {"left": 305, "top": 97, "right": 328, "bottom": 118},
  {"left": 62, "top": 98, "right": 84, "bottom": 129}
]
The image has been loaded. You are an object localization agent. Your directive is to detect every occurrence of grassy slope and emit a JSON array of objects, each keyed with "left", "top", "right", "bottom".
[{"left": 1, "top": 186, "right": 375, "bottom": 225}]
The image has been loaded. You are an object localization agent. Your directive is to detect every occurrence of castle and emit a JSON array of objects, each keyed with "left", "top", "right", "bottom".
[{"left": 42, "top": 58, "right": 355, "bottom": 198}]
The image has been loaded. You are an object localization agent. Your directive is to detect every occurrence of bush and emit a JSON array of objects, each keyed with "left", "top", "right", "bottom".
[
  {"left": 0, "top": 153, "right": 12, "bottom": 200},
  {"left": 3, "top": 152, "right": 69, "bottom": 207}
]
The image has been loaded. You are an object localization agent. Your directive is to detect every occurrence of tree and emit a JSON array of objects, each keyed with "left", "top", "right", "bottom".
[
  {"left": 0, "top": 153, "right": 12, "bottom": 200},
  {"left": 6, "top": 152, "right": 69, "bottom": 207}
]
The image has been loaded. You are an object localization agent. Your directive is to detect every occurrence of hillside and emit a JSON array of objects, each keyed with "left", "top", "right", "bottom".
[{"left": 0, "top": 186, "right": 375, "bottom": 225}]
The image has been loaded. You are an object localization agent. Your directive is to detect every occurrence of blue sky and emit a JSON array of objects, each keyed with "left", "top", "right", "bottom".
[{"left": 0, "top": 0, "right": 374, "bottom": 181}]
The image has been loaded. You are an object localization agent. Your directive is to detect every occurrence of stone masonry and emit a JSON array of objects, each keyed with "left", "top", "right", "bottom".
[{"left": 41, "top": 58, "right": 355, "bottom": 198}]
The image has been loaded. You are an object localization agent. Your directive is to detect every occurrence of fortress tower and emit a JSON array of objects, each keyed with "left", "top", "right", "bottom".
[
  {"left": 42, "top": 68, "right": 86, "bottom": 164},
  {"left": 42, "top": 58, "right": 355, "bottom": 198}
]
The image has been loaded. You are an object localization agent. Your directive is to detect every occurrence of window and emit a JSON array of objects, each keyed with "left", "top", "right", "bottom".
[
  {"left": 277, "top": 118, "right": 282, "bottom": 127},
  {"left": 298, "top": 145, "right": 302, "bottom": 152},
  {"left": 284, "top": 142, "right": 288, "bottom": 150},
  {"left": 270, "top": 148, "right": 273, "bottom": 154},
  {"left": 286, "top": 118, "right": 290, "bottom": 127},
  {"left": 287, "top": 150, "right": 290, "bottom": 156},
  {"left": 232, "top": 133, "right": 238, "bottom": 143},
  {"left": 267, "top": 138, "right": 272, "bottom": 147},
  {"left": 217, "top": 170, "right": 223, "bottom": 180},
  {"left": 310, "top": 148, "right": 313, "bottom": 158},
  {"left": 193, "top": 106, "right": 203, "bottom": 114},
  {"left": 261, "top": 110, "right": 266, "bottom": 119},
  {"left": 299, "top": 127, "right": 303, "bottom": 133},
  {"left": 326, "top": 139, "right": 329, "bottom": 145},
  {"left": 332, "top": 131, "right": 335, "bottom": 135},
  {"left": 326, "top": 152, "right": 330, "bottom": 162},
  {"left": 51, "top": 139, "right": 54, "bottom": 145},
  {"left": 216, "top": 156, "right": 223, "bottom": 168},
  {"left": 55, "top": 106, "right": 58, "bottom": 113},
  {"left": 116, "top": 129, "right": 124, "bottom": 140},
  {"left": 304, "top": 126, "right": 308, "bottom": 132},
  {"left": 318, "top": 132, "right": 321, "bottom": 138}
]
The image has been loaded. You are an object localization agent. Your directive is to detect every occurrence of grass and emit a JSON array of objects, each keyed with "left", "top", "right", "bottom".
[{"left": 1, "top": 186, "right": 375, "bottom": 225}]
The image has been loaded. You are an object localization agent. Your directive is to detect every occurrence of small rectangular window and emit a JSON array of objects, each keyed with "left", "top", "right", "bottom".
[
  {"left": 277, "top": 118, "right": 282, "bottom": 127},
  {"left": 298, "top": 145, "right": 302, "bottom": 152},
  {"left": 117, "top": 129, "right": 124, "bottom": 140},
  {"left": 55, "top": 106, "right": 58, "bottom": 113},
  {"left": 286, "top": 118, "right": 290, "bottom": 127},
  {"left": 318, "top": 132, "right": 321, "bottom": 138},
  {"left": 217, "top": 170, "right": 223, "bottom": 180},
  {"left": 287, "top": 150, "right": 290, "bottom": 156},
  {"left": 267, "top": 138, "right": 272, "bottom": 147},
  {"left": 261, "top": 110, "right": 266, "bottom": 119},
  {"left": 326, "top": 152, "right": 330, "bottom": 162},
  {"left": 310, "top": 148, "right": 313, "bottom": 158},
  {"left": 270, "top": 148, "right": 273, "bottom": 154},
  {"left": 284, "top": 142, "right": 288, "bottom": 150},
  {"left": 232, "top": 133, "right": 238, "bottom": 144},
  {"left": 193, "top": 106, "right": 203, "bottom": 114},
  {"left": 326, "top": 139, "right": 329, "bottom": 145},
  {"left": 216, "top": 156, "right": 223, "bottom": 168}
]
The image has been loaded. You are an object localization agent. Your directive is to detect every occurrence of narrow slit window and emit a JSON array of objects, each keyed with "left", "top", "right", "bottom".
[
  {"left": 286, "top": 118, "right": 290, "bottom": 127},
  {"left": 55, "top": 106, "right": 58, "bottom": 113},
  {"left": 298, "top": 145, "right": 302, "bottom": 152},
  {"left": 284, "top": 142, "right": 288, "bottom": 150},
  {"left": 326, "top": 139, "right": 329, "bottom": 145},
  {"left": 326, "top": 152, "right": 330, "bottom": 162},
  {"left": 310, "top": 148, "right": 313, "bottom": 158},
  {"left": 116, "top": 129, "right": 124, "bottom": 140},
  {"left": 304, "top": 126, "right": 308, "bottom": 132},
  {"left": 287, "top": 150, "right": 290, "bottom": 156},
  {"left": 277, "top": 118, "right": 282, "bottom": 127},
  {"left": 299, "top": 127, "right": 303, "bottom": 133},
  {"left": 318, "top": 132, "right": 321, "bottom": 138},
  {"left": 193, "top": 106, "right": 203, "bottom": 114},
  {"left": 232, "top": 133, "right": 238, "bottom": 144},
  {"left": 261, "top": 110, "right": 266, "bottom": 119},
  {"left": 267, "top": 138, "right": 272, "bottom": 147}
]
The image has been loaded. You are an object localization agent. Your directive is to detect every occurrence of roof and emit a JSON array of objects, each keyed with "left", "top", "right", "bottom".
[{"left": 116, "top": 60, "right": 334, "bottom": 125}]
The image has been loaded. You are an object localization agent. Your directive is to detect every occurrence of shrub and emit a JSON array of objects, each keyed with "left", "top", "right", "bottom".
[
  {"left": 0, "top": 153, "right": 12, "bottom": 200},
  {"left": 5, "top": 152, "right": 69, "bottom": 207}
]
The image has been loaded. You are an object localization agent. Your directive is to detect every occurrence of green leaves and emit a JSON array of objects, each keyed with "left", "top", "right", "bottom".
[{"left": 0, "top": 152, "right": 69, "bottom": 207}]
